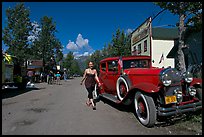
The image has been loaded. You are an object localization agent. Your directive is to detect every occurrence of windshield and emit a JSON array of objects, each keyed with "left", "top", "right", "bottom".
[{"left": 123, "top": 59, "right": 149, "bottom": 69}]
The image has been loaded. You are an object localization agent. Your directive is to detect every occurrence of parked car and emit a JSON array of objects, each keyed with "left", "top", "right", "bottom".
[{"left": 97, "top": 56, "right": 202, "bottom": 127}]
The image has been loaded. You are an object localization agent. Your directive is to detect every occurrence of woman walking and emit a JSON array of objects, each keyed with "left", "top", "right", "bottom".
[{"left": 80, "top": 61, "right": 101, "bottom": 110}]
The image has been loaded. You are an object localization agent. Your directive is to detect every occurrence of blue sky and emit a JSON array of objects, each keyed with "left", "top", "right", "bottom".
[{"left": 2, "top": 2, "right": 179, "bottom": 58}]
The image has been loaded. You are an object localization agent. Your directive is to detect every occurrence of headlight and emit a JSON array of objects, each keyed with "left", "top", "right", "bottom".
[
  {"left": 183, "top": 71, "right": 193, "bottom": 83},
  {"left": 160, "top": 68, "right": 181, "bottom": 86},
  {"left": 161, "top": 73, "right": 172, "bottom": 86},
  {"left": 187, "top": 86, "right": 196, "bottom": 97}
]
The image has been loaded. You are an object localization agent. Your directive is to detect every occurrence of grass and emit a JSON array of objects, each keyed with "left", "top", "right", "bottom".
[{"left": 174, "top": 111, "right": 202, "bottom": 134}]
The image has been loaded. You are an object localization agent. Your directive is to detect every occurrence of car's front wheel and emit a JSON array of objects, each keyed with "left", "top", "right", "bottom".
[
  {"left": 134, "top": 91, "right": 156, "bottom": 127},
  {"left": 116, "top": 76, "right": 129, "bottom": 101}
]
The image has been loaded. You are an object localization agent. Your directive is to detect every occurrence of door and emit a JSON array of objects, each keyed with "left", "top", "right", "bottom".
[{"left": 105, "top": 60, "right": 119, "bottom": 95}]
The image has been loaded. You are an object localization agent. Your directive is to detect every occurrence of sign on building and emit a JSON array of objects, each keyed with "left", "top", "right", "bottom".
[
  {"left": 131, "top": 17, "right": 152, "bottom": 56},
  {"left": 57, "top": 65, "right": 60, "bottom": 70}
]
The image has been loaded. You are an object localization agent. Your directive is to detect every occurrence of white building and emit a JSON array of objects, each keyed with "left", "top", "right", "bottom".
[
  {"left": 131, "top": 17, "right": 178, "bottom": 68},
  {"left": 151, "top": 27, "right": 178, "bottom": 68}
]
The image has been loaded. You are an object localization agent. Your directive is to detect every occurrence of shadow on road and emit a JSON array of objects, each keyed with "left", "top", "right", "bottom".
[
  {"left": 98, "top": 97, "right": 199, "bottom": 128},
  {"left": 1, "top": 87, "right": 44, "bottom": 99}
]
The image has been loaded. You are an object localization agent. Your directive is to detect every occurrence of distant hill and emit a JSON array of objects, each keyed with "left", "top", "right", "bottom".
[{"left": 75, "top": 56, "right": 89, "bottom": 71}]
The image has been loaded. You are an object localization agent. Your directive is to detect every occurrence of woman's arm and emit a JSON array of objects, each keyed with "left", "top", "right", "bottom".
[
  {"left": 80, "top": 69, "right": 87, "bottom": 85},
  {"left": 94, "top": 70, "right": 101, "bottom": 86}
]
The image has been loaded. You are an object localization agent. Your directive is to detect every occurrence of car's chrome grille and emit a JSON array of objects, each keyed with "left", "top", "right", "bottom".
[{"left": 165, "top": 86, "right": 182, "bottom": 96}]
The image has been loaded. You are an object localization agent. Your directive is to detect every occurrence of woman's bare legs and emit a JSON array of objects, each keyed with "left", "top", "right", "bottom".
[
  {"left": 90, "top": 98, "right": 96, "bottom": 110},
  {"left": 86, "top": 98, "right": 91, "bottom": 106}
]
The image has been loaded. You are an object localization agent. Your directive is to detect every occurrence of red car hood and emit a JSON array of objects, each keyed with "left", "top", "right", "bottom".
[{"left": 124, "top": 68, "right": 163, "bottom": 75}]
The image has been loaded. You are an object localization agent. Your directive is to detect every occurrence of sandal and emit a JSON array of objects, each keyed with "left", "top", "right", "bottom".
[
  {"left": 86, "top": 102, "right": 91, "bottom": 106},
  {"left": 92, "top": 105, "right": 96, "bottom": 110}
]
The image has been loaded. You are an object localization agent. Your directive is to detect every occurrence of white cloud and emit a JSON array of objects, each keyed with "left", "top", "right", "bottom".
[
  {"left": 126, "top": 28, "right": 133, "bottom": 35},
  {"left": 76, "top": 34, "right": 89, "bottom": 48},
  {"left": 73, "top": 51, "right": 79, "bottom": 56},
  {"left": 63, "top": 54, "right": 67, "bottom": 58},
  {"left": 66, "top": 40, "right": 78, "bottom": 50},
  {"left": 83, "top": 52, "right": 89, "bottom": 56},
  {"left": 73, "top": 51, "right": 92, "bottom": 59},
  {"left": 66, "top": 34, "right": 95, "bottom": 59}
]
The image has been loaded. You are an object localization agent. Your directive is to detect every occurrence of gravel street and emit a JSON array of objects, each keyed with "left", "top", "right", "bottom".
[{"left": 2, "top": 78, "right": 202, "bottom": 135}]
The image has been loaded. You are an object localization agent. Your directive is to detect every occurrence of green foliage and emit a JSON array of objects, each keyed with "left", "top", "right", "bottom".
[
  {"left": 32, "top": 16, "right": 63, "bottom": 68},
  {"left": 2, "top": 3, "right": 63, "bottom": 69},
  {"left": 2, "top": 3, "right": 32, "bottom": 65},
  {"left": 154, "top": 2, "right": 202, "bottom": 33},
  {"left": 86, "top": 28, "right": 131, "bottom": 71},
  {"left": 63, "top": 51, "right": 74, "bottom": 70},
  {"left": 62, "top": 52, "right": 82, "bottom": 75},
  {"left": 154, "top": 2, "right": 202, "bottom": 73},
  {"left": 111, "top": 29, "right": 129, "bottom": 56},
  {"left": 70, "top": 60, "right": 82, "bottom": 75}
]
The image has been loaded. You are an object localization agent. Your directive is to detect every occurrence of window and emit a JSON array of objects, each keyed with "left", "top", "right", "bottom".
[
  {"left": 144, "top": 40, "right": 147, "bottom": 52},
  {"left": 123, "top": 59, "right": 150, "bottom": 69},
  {"left": 138, "top": 44, "right": 141, "bottom": 54},
  {"left": 107, "top": 61, "right": 118, "bottom": 72},
  {"left": 133, "top": 46, "right": 136, "bottom": 51},
  {"left": 101, "top": 63, "right": 106, "bottom": 72},
  {"left": 132, "top": 46, "right": 137, "bottom": 55}
]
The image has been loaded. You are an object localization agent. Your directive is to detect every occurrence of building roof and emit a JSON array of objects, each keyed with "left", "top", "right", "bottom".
[
  {"left": 152, "top": 27, "right": 178, "bottom": 40},
  {"left": 28, "top": 60, "right": 43, "bottom": 66}
]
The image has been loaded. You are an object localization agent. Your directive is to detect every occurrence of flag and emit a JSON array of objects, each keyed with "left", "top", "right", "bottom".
[
  {"left": 118, "top": 56, "right": 123, "bottom": 68},
  {"left": 159, "top": 53, "right": 164, "bottom": 64},
  {"left": 118, "top": 56, "right": 123, "bottom": 74},
  {"left": 4, "top": 53, "right": 12, "bottom": 64}
]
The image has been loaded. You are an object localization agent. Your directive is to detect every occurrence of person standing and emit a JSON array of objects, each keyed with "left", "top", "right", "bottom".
[
  {"left": 80, "top": 61, "right": 101, "bottom": 110},
  {"left": 48, "top": 70, "right": 53, "bottom": 84},
  {"left": 55, "top": 71, "right": 61, "bottom": 85},
  {"left": 63, "top": 71, "right": 67, "bottom": 81},
  {"left": 40, "top": 72, "right": 44, "bottom": 82},
  {"left": 27, "top": 70, "right": 34, "bottom": 83}
]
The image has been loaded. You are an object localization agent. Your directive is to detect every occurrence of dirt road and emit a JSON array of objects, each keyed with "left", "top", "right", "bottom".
[{"left": 2, "top": 78, "right": 202, "bottom": 135}]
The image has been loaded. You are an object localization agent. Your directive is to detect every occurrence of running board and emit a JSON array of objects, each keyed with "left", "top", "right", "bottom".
[{"left": 100, "top": 93, "right": 121, "bottom": 103}]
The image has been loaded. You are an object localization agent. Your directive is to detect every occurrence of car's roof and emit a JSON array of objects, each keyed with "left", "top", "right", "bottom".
[{"left": 100, "top": 55, "right": 151, "bottom": 63}]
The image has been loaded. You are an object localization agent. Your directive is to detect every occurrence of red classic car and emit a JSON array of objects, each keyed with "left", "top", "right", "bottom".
[{"left": 97, "top": 55, "right": 202, "bottom": 127}]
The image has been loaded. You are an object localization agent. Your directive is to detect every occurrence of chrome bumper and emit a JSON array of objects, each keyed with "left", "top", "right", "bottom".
[{"left": 158, "top": 101, "right": 202, "bottom": 117}]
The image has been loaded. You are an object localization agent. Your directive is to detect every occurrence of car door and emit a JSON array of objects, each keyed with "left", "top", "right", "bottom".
[
  {"left": 99, "top": 62, "right": 109, "bottom": 92},
  {"left": 105, "top": 60, "right": 120, "bottom": 95}
]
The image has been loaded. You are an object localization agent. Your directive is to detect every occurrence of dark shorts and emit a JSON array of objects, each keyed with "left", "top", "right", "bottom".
[{"left": 86, "top": 86, "right": 95, "bottom": 99}]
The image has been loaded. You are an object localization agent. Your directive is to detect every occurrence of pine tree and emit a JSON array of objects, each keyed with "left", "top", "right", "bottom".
[{"left": 2, "top": 3, "right": 32, "bottom": 66}]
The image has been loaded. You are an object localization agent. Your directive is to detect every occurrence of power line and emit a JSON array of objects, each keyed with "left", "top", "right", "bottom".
[
  {"left": 151, "top": 8, "right": 167, "bottom": 23},
  {"left": 153, "top": 24, "right": 176, "bottom": 28}
]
